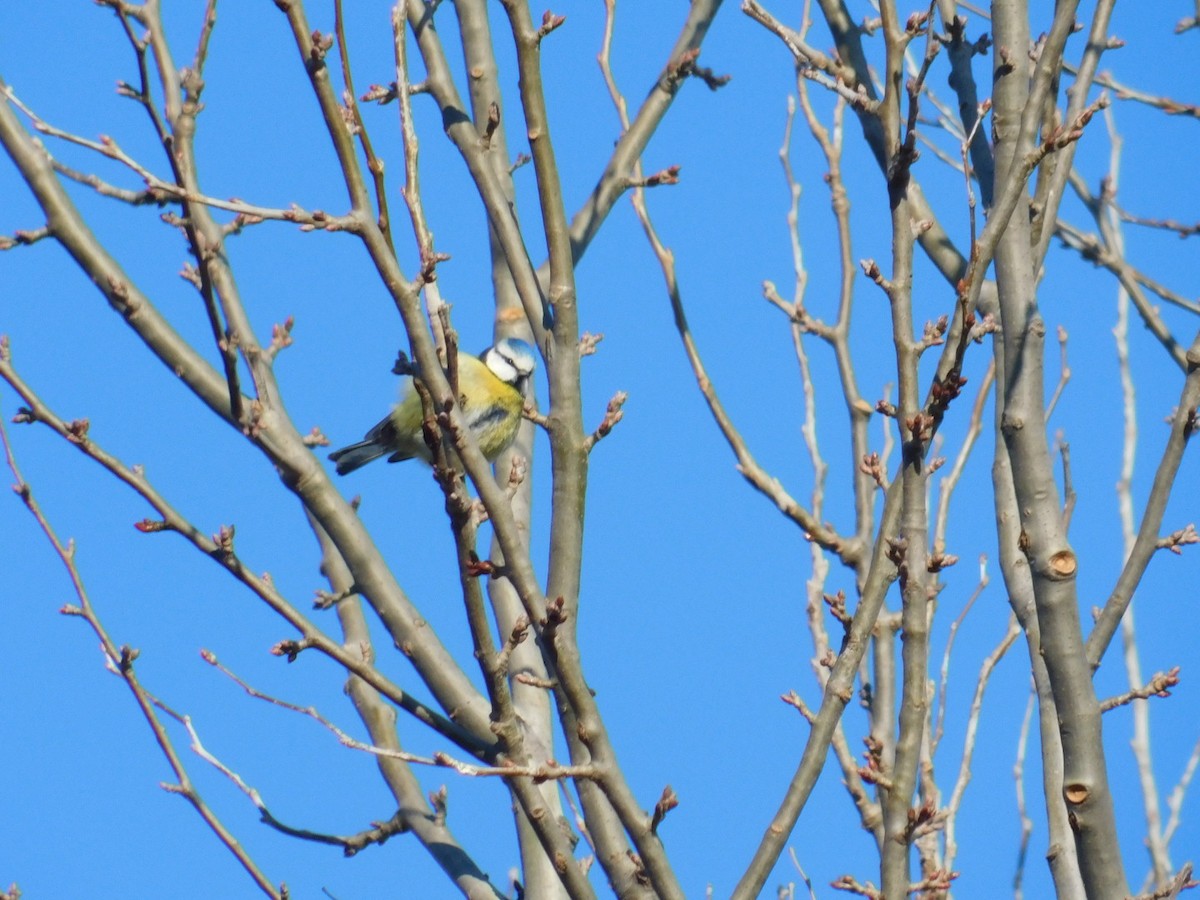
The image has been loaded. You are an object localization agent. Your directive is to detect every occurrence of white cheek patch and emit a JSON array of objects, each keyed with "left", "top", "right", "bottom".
[{"left": 486, "top": 351, "right": 520, "bottom": 384}]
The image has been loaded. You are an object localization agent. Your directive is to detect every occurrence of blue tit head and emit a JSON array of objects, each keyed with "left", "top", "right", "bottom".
[{"left": 483, "top": 337, "right": 536, "bottom": 388}]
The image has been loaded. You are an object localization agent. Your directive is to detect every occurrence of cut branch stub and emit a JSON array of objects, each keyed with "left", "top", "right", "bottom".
[
  {"left": 1045, "top": 549, "right": 1078, "bottom": 580},
  {"left": 1064, "top": 782, "right": 1090, "bottom": 806}
]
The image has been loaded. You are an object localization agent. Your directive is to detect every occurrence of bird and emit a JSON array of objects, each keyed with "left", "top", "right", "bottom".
[{"left": 329, "top": 336, "right": 536, "bottom": 475}]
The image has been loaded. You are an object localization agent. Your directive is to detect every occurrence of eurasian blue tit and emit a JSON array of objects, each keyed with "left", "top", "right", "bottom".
[{"left": 329, "top": 337, "right": 536, "bottom": 475}]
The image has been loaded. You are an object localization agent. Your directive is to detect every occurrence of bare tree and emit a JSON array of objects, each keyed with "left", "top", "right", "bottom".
[{"left": 2, "top": 2, "right": 1197, "bottom": 898}]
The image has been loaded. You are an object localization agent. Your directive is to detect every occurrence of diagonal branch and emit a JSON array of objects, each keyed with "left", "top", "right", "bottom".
[
  {"left": 0, "top": 341, "right": 485, "bottom": 753},
  {"left": 0, "top": 405, "right": 284, "bottom": 900}
]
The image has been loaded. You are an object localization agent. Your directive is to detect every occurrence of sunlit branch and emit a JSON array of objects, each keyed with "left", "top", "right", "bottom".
[
  {"left": 1061, "top": 174, "right": 1189, "bottom": 371},
  {"left": 390, "top": 6, "right": 439, "bottom": 282},
  {"left": 335, "top": 0, "right": 395, "bottom": 250},
  {"left": 0, "top": 407, "right": 284, "bottom": 900},
  {"left": 992, "top": 355, "right": 1087, "bottom": 899},
  {"left": 732, "top": 484, "right": 904, "bottom": 900},
  {"left": 942, "top": 616, "right": 1020, "bottom": 872},
  {"left": 307, "top": 514, "right": 504, "bottom": 898},
  {"left": 931, "top": 557, "right": 989, "bottom": 754},
  {"left": 777, "top": 28, "right": 883, "bottom": 839},
  {"left": 636, "top": 199, "right": 855, "bottom": 561},
  {"left": 1099, "top": 669, "right": 1182, "bottom": 714},
  {"left": 2, "top": 86, "right": 353, "bottom": 232},
  {"left": 876, "top": 3, "right": 937, "bottom": 891},
  {"left": 616, "top": 8, "right": 856, "bottom": 567},
  {"left": 0, "top": 342, "right": 483, "bottom": 753},
  {"left": 1086, "top": 330, "right": 1200, "bottom": 665},
  {"left": 565, "top": 0, "right": 725, "bottom": 264},
  {"left": 158, "top": 690, "right": 412, "bottom": 857},
  {"left": 1012, "top": 689, "right": 1035, "bottom": 900},
  {"left": 1045, "top": 326, "right": 1071, "bottom": 420},
  {"left": 1029, "top": 0, "right": 1118, "bottom": 267},
  {"left": 992, "top": 0, "right": 1128, "bottom": 889},
  {"left": 0, "top": 224, "right": 51, "bottom": 250},
  {"left": 443, "top": 6, "right": 572, "bottom": 882},
  {"left": 395, "top": 0, "right": 549, "bottom": 345},
  {"left": 439, "top": 8, "right": 570, "bottom": 878},
  {"left": 1069, "top": 65, "right": 1200, "bottom": 122},
  {"left": 792, "top": 70, "right": 877, "bottom": 565},
  {"left": 1054, "top": 219, "right": 1200, "bottom": 319},
  {"left": 500, "top": 19, "right": 653, "bottom": 900},
  {"left": 204, "top": 650, "right": 600, "bottom": 781},
  {"left": 1162, "top": 736, "right": 1200, "bottom": 851},
  {"left": 933, "top": 362, "right": 994, "bottom": 551},
  {"left": 1106, "top": 125, "right": 1174, "bottom": 884}
]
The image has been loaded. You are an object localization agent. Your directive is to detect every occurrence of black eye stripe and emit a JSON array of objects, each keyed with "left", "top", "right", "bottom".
[{"left": 490, "top": 343, "right": 533, "bottom": 377}]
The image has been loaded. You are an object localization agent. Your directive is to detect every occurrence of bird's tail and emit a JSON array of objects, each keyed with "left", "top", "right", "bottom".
[{"left": 328, "top": 440, "right": 388, "bottom": 475}]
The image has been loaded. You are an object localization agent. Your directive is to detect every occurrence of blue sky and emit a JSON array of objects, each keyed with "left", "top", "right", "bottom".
[{"left": 2, "top": 2, "right": 1198, "bottom": 898}]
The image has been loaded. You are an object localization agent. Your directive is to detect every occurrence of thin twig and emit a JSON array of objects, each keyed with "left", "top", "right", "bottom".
[
  {"left": 1045, "top": 326, "right": 1070, "bottom": 419},
  {"left": 1108, "top": 120, "right": 1173, "bottom": 883},
  {"left": 158, "top": 695, "right": 409, "bottom": 856},
  {"left": 1012, "top": 688, "right": 1035, "bottom": 900},
  {"left": 335, "top": 0, "right": 394, "bottom": 250},
  {"left": 933, "top": 362, "right": 995, "bottom": 551},
  {"left": 787, "top": 847, "right": 819, "bottom": 900},
  {"left": 3, "top": 85, "right": 351, "bottom": 231},
  {"left": 1075, "top": 66, "right": 1200, "bottom": 121},
  {"left": 943, "top": 616, "right": 1021, "bottom": 872},
  {"left": 203, "top": 650, "right": 600, "bottom": 781},
  {"left": 931, "top": 557, "right": 990, "bottom": 754},
  {"left": 778, "top": 29, "right": 881, "bottom": 842},
  {"left": 612, "top": 13, "right": 855, "bottom": 565},
  {"left": 1100, "top": 668, "right": 1182, "bottom": 713},
  {"left": 1054, "top": 219, "right": 1200, "bottom": 318},
  {"left": 0, "top": 225, "right": 52, "bottom": 250},
  {"left": 1059, "top": 175, "right": 1189, "bottom": 372},
  {"left": 0, "top": 346, "right": 482, "bottom": 752},
  {"left": 0, "top": 401, "right": 283, "bottom": 899},
  {"left": 1162, "top": 735, "right": 1200, "bottom": 848}
]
